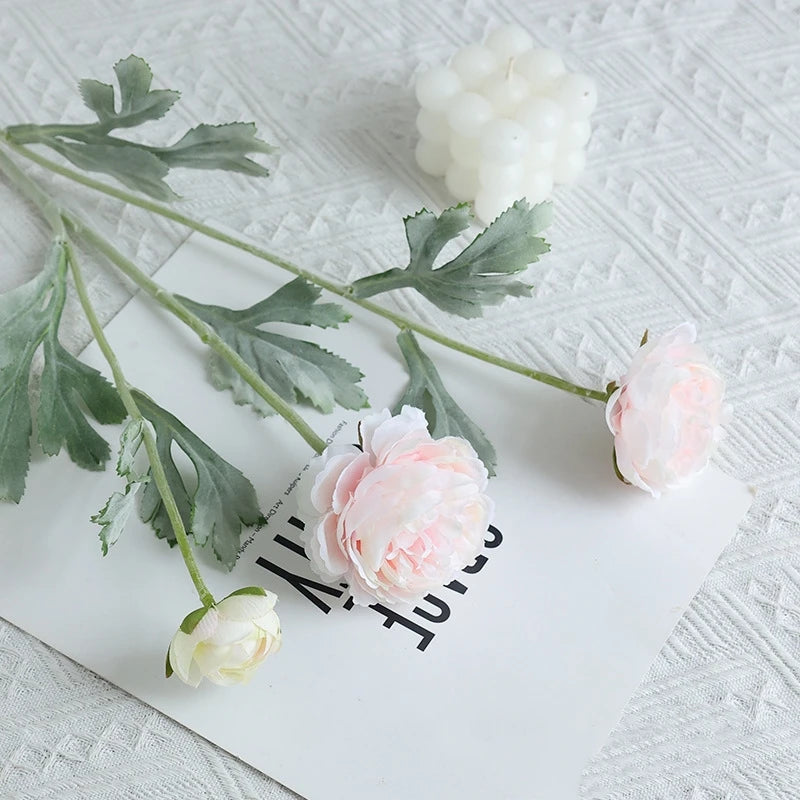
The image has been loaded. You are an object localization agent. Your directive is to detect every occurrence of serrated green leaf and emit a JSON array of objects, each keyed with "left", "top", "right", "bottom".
[
  {"left": 393, "top": 330, "right": 497, "bottom": 476},
  {"left": 406, "top": 204, "right": 473, "bottom": 268},
  {"left": 92, "top": 419, "right": 150, "bottom": 554},
  {"left": 36, "top": 248, "right": 127, "bottom": 469},
  {"left": 78, "top": 55, "right": 180, "bottom": 129},
  {"left": 0, "top": 372, "right": 36, "bottom": 503},
  {"left": 0, "top": 242, "right": 126, "bottom": 502},
  {"left": 93, "top": 479, "right": 147, "bottom": 556},
  {"left": 177, "top": 279, "right": 367, "bottom": 417},
  {"left": 117, "top": 419, "right": 147, "bottom": 481},
  {"left": 79, "top": 79, "right": 116, "bottom": 122},
  {"left": 155, "top": 123, "right": 274, "bottom": 176},
  {"left": 38, "top": 342, "right": 127, "bottom": 469},
  {"left": 114, "top": 55, "right": 180, "bottom": 125},
  {"left": 230, "top": 276, "right": 349, "bottom": 329},
  {"left": 49, "top": 140, "right": 177, "bottom": 201},
  {"left": 0, "top": 245, "right": 62, "bottom": 502},
  {"left": 8, "top": 56, "right": 276, "bottom": 199},
  {"left": 134, "top": 391, "right": 263, "bottom": 570},
  {"left": 204, "top": 335, "right": 366, "bottom": 417},
  {"left": 351, "top": 200, "right": 552, "bottom": 319}
]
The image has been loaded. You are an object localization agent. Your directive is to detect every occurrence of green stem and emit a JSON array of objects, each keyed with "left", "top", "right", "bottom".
[
  {"left": 65, "top": 241, "right": 215, "bottom": 607},
  {"left": 6, "top": 123, "right": 170, "bottom": 154},
  {"left": 0, "top": 144, "right": 217, "bottom": 606},
  {"left": 362, "top": 305, "right": 608, "bottom": 402},
  {"left": 1, "top": 138, "right": 607, "bottom": 403},
  {"left": 6, "top": 122, "right": 115, "bottom": 143},
  {"left": 61, "top": 213, "right": 328, "bottom": 453},
  {"left": 0, "top": 140, "right": 326, "bottom": 447},
  {"left": 0, "top": 147, "right": 65, "bottom": 235},
  {"left": 349, "top": 268, "right": 412, "bottom": 298},
  {"left": 0, "top": 138, "right": 342, "bottom": 290}
]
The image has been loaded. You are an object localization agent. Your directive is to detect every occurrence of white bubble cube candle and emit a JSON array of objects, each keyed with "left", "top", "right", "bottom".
[{"left": 414, "top": 25, "right": 596, "bottom": 224}]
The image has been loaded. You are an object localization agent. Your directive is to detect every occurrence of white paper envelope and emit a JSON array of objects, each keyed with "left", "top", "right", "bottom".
[{"left": 0, "top": 234, "right": 752, "bottom": 800}]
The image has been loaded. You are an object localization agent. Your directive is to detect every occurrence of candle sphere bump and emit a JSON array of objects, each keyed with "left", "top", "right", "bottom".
[{"left": 413, "top": 24, "right": 596, "bottom": 224}]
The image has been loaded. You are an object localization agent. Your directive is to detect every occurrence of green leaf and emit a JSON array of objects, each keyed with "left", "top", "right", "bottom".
[
  {"left": 78, "top": 79, "right": 116, "bottom": 122},
  {"left": 134, "top": 391, "right": 263, "bottom": 570},
  {"left": 393, "top": 330, "right": 497, "bottom": 477},
  {"left": 49, "top": 140, "right": 177, "bottom": 201},
  {"left": 79, "top": 55, "right": 180, "bottom": 129},
  {"left": 136, "top": 416, "right": 192, "bottom": 548},
  {"left": 92, "top": 479, "right": 147, "bottom": 556},
  {"left": 227, "top": 276, "right": 349, "bottom": 329},
  {"left": 639, "top": 329, "right": 649, "bottom": 347},
  {"left": 36, "top": 246, "right": 127, "bottom": 469},
  {"left": 115, "top": 55, "right": 180, "bottom": 126},
  {"left": 155, "top": 123, "right": 274, "bottom": 176},
  {"left": 117, "top": 419, "right": 147, "bottom": 481},
  {"left": 351, "top": 200, "right": 552, "bottom": 319},
  {"left": 38, "top": 342, "right": 127, "bottom": 468},
  {"left": 8, "top": 56, "right": 275, "bottom": 201},
  {"left": 0, "top": 245, "right": 63, "bottom": 502},
  {"left": 92, "top": 419, "right": 149, "bottom": 555},
  {"left": 179, "top": 605, "right": 210, "bottom": 634},
  {"left": 0, "top": 242, "right": 125, "bottom": 502},
  {"left": 165, "top": 648, "right": 174, "bottom": 678},
  {"left": 224, "top": 586, "right": 268, "bottom": 599},
  {"left": 178, "top": 278, "right": 367, "bottom": 417}
]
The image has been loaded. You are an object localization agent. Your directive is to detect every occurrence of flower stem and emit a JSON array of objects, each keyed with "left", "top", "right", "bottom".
[
  {"left": 6, "top": 123, "right": 108, "bottom": 143},
  {"left": 0, "top": 141, "right": 325, "bottom": 449},
  {"left": 1, "top": 138, "right": 607, "bottom": 404},
  {"left": 348, "top": 268, "right": 412, "bottom": 298},
  {"left": 64, "top": 241, "right": 215, "bottom": 608},
  {"left": 0, "top": 145, "right": 217, "bottom": 607},
  {"left": 0, "top": 146, "right": 65, "bottom": 236},
  {"left": 60, "top": 213, "right": 328, "bottom": 454}
]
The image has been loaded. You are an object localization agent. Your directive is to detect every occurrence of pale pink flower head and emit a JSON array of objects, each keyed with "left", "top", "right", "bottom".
[
  {"left": 301, "top": 406, "right": 494, "bottom": 606},
  {"left": 605, "top": 323, "right": 727, "bottom": 497}
]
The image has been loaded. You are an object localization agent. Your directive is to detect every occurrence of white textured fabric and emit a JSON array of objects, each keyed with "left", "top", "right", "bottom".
[{"left": 1, "top": 0, "right": 798, "bottom": 798}]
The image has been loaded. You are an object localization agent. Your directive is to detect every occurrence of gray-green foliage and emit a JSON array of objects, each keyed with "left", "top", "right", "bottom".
[
  {"left": 5, "top": 55, "right": 274, "bottom": 200},
  {"left": 134, "top": 391, "right": 263, "bottom": 570},
  {"left": 393, "top": 330, "right": 497, "bottom": 476},
  {"left": 0, "top": 242, "right": 126, "bottom": 503},
  {"left": 80, "top": 56, "right": 180, "bottom": 129},
  {"left": 350, "top": 200, "right": 552, "bottom": 318},
  {"left": 93, "top": 419, "right": 150, "bottom": 556},
  {"left": 93, "top": 477, "right": 145, "bottom": 556},
  {"left": 179, "top": 277, "right": 369, "bottom": 417}
]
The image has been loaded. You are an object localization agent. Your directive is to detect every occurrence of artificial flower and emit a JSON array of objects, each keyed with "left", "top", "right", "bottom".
[
  {"left": 301, "top": 406, "right": 493, "bottom": 605},
  {"left": 606, "top": 323, "right": 727, "bottom": 497},
  {"left": 167, "top": 588, "right": 281, "bottom": 687}
]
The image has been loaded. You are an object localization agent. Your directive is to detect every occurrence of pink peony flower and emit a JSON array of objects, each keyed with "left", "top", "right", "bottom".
[
  {"left": 605, "top": 323, "right": 727, "bottom": 497},
  {"left": 301, "top": 406, "right": 494, "bottom": 606}
]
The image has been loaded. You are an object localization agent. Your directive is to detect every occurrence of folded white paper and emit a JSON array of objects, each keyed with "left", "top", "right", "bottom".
[{"left": 0, "top": 234, "right": 752, "bottom": 800}]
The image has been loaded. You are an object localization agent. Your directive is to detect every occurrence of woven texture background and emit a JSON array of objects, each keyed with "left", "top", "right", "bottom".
[{"left": 1, "top": 0, "right": 799, "bottom": 797}]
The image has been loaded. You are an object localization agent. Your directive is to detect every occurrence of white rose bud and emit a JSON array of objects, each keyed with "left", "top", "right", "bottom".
[{"left": 167, "top": 587, "right": 281, "bottom": 687}]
